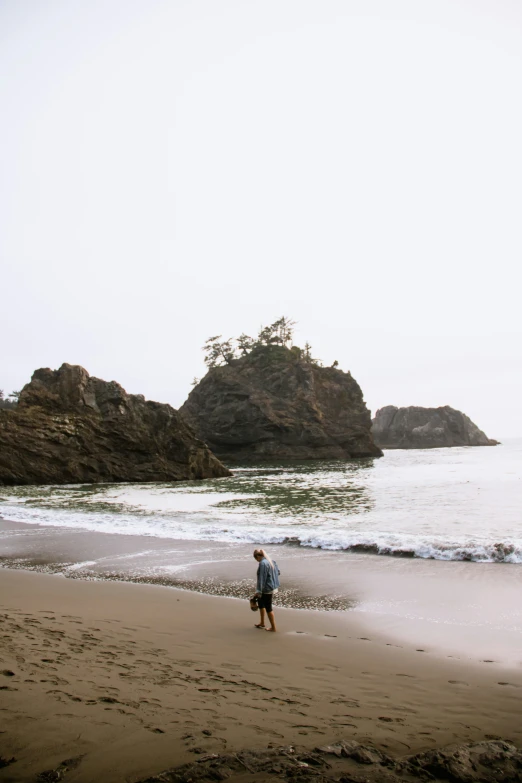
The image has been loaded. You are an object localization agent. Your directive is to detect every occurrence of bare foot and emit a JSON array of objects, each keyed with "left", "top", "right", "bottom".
[
  {"left": 266, "top": 628, "right": 277, "bottom": 632},
  {"left": 255, "top": 624, "right": 266, "bottom": 629}
]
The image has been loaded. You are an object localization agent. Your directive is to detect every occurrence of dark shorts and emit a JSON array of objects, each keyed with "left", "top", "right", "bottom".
[{"left": 258, "top": 593, "right": 273, "bottom": 612}]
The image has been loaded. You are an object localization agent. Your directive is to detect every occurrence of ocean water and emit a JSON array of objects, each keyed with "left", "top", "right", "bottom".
[{"left": 1, "top": 439, "right": 521, "bottom": 564}]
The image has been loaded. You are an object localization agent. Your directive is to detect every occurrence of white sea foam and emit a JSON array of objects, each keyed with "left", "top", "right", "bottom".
[
  {"left": 1, "top": 500, "right": 521, "bottom": 563},
  {"left": 1, "top": 440, "right": 521, "bottom": 564}
]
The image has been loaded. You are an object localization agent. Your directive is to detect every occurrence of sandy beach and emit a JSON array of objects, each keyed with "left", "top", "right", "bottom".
[
  {"left": 3, "top": 0, "right": 522, "bottom": 777},
  {"left": 1, "top": 566, "right": 521, "bottom": 783}
]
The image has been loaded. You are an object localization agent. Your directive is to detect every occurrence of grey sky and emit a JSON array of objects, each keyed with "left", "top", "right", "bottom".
[{"left": 1, "top": 0, "right": 521, "bottom": 438}]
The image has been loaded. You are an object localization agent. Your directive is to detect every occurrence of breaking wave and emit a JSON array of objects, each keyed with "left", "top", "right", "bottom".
[
  {"left": 1, "top": 441, "right": 521, "bottom": 564},
  {"left": 287, "top": 534, "right": 522, "bottom": 563},
  {"left": 1, "top": 501, "right": 521, "bottom": 564}
]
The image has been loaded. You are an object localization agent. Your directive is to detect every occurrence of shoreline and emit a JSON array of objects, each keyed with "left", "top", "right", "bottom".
[
  {"left": 1, "top": 516, "right": 522, "bottom": 667},
  {"left": 1, "top": 439, "right": 521, "bottom": 566},
  {"left": 1, "top": 567, "right": 522, "bottom": 782}
]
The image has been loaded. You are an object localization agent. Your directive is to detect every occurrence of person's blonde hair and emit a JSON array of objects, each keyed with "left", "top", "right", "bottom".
[{"left": 253, "top": 548, "right": 274, "bottom": 567}]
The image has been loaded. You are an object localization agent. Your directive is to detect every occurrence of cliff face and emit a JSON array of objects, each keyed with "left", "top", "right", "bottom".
[
  {"left": 179, "top": 346, "right": 382, "bottom": 462},
  {"left": 0, "top": 364, "right": 231, "bottom": 486},
  {"left": 372, "top": 405, "right": 498, "bottom": 449}
]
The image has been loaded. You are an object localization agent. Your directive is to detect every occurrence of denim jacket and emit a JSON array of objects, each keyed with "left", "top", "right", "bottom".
[{"left": 256, "top": 558, "right": 281, "bottom": 595}]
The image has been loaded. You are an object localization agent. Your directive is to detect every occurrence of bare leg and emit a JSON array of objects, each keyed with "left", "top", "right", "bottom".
[
  {"left": 255, "top": 608, "right": 266, "bottom": 628},
  {"left": 265, "top": 610, "right": 277, "bottom": 632}
]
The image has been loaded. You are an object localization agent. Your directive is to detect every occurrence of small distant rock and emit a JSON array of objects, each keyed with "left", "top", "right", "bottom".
[{"left": 372, "top": 405, "right": 499, "bottom": 449}]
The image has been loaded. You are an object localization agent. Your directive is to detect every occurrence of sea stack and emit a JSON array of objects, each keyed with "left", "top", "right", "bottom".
[
  {"left": 0, "top": 364, "right": 231, "bottom": 485},
  {"left": 372, "top": 405, "right": 499, "bottom": 449},
  {"left": 180, "top": 345, "right": 382, "bottom": 462}
]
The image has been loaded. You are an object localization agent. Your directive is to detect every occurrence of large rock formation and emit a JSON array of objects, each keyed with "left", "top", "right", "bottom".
[
  {"left": 179, "top": 346, "right": 382, "bottom": 462},
  {"left": 0, "top": 364, "right": 231, "bottom": 485},
  {"left": 372, "top": 405, "right": 498, "bottom": 449}
]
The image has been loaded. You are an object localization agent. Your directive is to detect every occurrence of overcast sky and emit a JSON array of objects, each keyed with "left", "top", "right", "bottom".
[{"left": 1, "top": 0, "right": 521, "bottom": 438}]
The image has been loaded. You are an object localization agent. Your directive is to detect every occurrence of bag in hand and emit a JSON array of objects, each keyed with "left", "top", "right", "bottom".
[{"left": 249, "top": 595, "right": 259, "bottom": 612}]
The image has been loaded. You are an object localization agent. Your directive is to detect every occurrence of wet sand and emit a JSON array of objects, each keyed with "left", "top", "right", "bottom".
[
  {"left": 1, "top": 567, "right": 521, "bottom": 783},
  {"left": 2, "top": 517, "right": 522, "bottom": 665}
]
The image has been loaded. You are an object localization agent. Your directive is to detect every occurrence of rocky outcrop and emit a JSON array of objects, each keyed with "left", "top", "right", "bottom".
[
  {"left": 137, "top": 738, "right": 522, "bottom": 783},
  {"left": 0, "top": 364, "right": 231, "bottom": 485},
  {"left": 372, "top": 405, "right": 499, "bottom": 450},
  {"left": 179, "top": 346, "right": 382, "bottom": 462}
]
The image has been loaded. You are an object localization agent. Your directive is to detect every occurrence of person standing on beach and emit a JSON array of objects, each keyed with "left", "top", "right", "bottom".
[{"left": 253, "top": 548, "right": 280, "bottom": 632}]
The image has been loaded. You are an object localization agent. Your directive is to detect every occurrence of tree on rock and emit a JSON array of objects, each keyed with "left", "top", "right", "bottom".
[
  {"left": 0, "top": 389, "right": 19, "bottom": 409},
  {"left": 257, "top": 316, "right": 296, "bottom": 347},
  {"left": 203, "top": 336, "right": 236, "bottom": 368},
  {"left": 273, "top": 316, "right": 295, "bottom": 347},
  {"left": 257, "top": 323, "right": 279, "bottom": 346},
  {"left": 201, "top": 317, "right": 301, "bottom": 370},
  {"left": 237, "top": 333, "right": 255, "bottom": 355}
]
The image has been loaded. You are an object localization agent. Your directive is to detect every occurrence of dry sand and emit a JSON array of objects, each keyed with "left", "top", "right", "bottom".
[{"left": 0, "top": 568, "right": 521, "bottom": 783}]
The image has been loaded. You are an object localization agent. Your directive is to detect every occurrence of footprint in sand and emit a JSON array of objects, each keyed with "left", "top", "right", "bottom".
[
  {"left": 47, "top": 691, "right": 82, "bottom": 703},
  {"left": 448, "top": 680, "right": 469, "bottom": 686},
  {"left": 248, "top": 725, "right": 284, "bottom": 738},
  {"left": 331, "top": 699, "right": 359, "bottom": 707}
]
